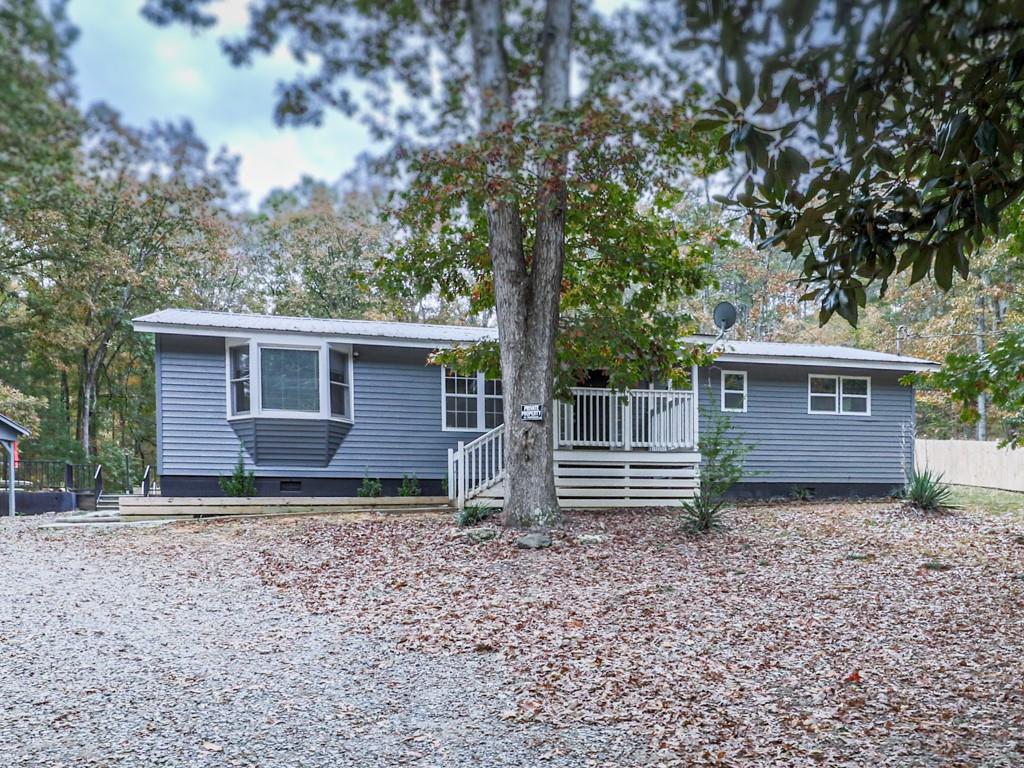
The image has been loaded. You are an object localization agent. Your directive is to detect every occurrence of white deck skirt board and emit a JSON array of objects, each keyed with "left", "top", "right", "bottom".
[{"left": 466, "top": 451, "right": 701, "bottom": 508}]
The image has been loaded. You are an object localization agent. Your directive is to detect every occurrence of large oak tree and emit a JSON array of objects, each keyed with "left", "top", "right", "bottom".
[{"left": 144, "top": 0, "right": 721, "bottom": 525}]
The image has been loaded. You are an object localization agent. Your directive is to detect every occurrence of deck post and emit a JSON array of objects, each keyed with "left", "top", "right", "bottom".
[
  {"left": 456, "top": 441, "right": 466, "bottom": 508},
  {"left": 446, "top": 448, "right": 454, "bottom": 501},
  {"left": 691, "top": 363, "right": 700, "bottom": 448},
  {"left": 623, "top": 396, "right": 632, "bottom": 451},
  {"left": 5, "top": 443, "right": 14, "bottom": 517}
]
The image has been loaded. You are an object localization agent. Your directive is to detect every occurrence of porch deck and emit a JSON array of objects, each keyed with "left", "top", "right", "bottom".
[{"left": 450, "top": 385, "right": 701, "bottom": 508}]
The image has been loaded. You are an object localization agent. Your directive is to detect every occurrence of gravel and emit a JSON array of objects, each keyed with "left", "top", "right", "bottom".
[{"left": 0, "top": 516, "right": 650, "bottom": 767}]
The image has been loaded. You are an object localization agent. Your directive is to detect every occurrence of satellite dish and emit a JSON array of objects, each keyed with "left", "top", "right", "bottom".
[{"left": 713, "top": 301, "right": 737, "bottom": 332}]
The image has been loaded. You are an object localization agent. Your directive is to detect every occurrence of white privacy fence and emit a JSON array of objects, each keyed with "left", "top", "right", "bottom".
[{"left": 915, "top": 439, "right": 1024, "bottom": 493}]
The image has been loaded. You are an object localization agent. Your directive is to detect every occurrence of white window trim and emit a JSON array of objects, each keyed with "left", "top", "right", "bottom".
[
  {"left": 807, "top": 374, "right": 872, "bottom": 416},
  {"left": 224, "top": 338, "right": 354, "bottom": 423},
  {"left": 720, "top": 369, "right": 747, "bottom": 413},
  {"left": 441, "top": 366, "right": 503, "bottom": 433},
  {"left": 227, "top": 342, "right": 251, "bottom": 416}
]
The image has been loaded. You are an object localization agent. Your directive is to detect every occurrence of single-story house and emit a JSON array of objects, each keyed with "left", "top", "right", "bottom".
[{"left": 132, "top": 309, "right": 938, "bottom": 506}]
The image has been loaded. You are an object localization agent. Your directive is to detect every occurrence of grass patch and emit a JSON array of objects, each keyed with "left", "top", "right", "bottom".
[{"left": 947, "top": 486, "right": 1024, "bottom": 520}]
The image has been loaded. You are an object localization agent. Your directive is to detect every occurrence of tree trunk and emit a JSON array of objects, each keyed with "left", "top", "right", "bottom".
[
  {"left": 468, "top": 0, "right": 573, "bottom": 527},
  {"left": 975, "top": 293, "right": 987, "bottom": 441}
]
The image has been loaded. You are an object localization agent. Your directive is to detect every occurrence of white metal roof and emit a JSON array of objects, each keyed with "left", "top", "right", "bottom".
[
  {"left": 133, "top": 309, "right": 499, "bottom": 346},
  {"left": 703, "top": 337, "right": 938, "bottom": 371},
  {"left": 133, "top": 309, "right": 938, "bottom": 370}
]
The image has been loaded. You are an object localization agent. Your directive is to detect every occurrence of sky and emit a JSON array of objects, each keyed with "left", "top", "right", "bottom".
[
  {"left": 68, "top": 0, "right": 377, "bottom": 206},
  {"left": 68, "top": 1, "right": 631, "bottom": 207}
]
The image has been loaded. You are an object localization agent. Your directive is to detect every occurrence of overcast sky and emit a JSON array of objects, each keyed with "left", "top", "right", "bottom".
[
  {"left": 69, "top": 0, "right": 630, "bottom": 207},
  {"left": 68, "top": 0, "right": 377, "bottom": 206}
]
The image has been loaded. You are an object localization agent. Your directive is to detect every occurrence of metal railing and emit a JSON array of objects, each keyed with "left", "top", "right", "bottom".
[
  {"left": 555, "top": 387, "right": 696, "bottom": 451},
  {"left": 0, "top": 460, "right": 95, "bottom": 492}
]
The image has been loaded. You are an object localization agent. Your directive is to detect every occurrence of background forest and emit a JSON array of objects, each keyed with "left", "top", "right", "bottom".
[{"left": 2, "top": 1, "right": 1021, "bottom": 490}]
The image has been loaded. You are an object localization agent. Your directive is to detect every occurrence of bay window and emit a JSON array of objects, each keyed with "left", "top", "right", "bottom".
[
  {"left": 229, "top": 344, "right": 251, "bottom": 415},
  {"left": 225, "top": 339, "right": 354, "bottom": 422}
]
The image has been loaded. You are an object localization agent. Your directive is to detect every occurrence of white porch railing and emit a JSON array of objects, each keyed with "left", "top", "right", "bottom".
[
  {"left": 448, "top": 423, "right": 505, "bottom": 507},
  {"left": 554, "top": 387, "right": 696, "bottom": 451},
  {"left": 449, "top": 386, "right": 698, "bottom": 506}
]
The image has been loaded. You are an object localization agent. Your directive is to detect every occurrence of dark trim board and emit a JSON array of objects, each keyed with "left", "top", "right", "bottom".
[
  {"left": 160, "top": 475, "right": 446, "bottom": 498},
  {"left": 726, "top": 482, "right": 900, "bottom": 501}
]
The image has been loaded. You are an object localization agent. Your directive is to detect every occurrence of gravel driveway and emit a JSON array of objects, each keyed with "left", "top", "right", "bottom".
[{"left": 0, "top": 517, "right": 648, "bottom": 768}]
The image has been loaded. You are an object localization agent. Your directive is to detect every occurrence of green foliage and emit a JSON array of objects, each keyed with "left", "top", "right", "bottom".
[
  {"left": 902, "top": 468, "right": 957, "bottom": 513},
  {"left": 219, "top": 451, "right": 256, "bottom": 497},
  {"left": 920, "top": 327, "right": 1024, "bottom": 447},
  {"left": 680, "top": 399, "right": 751, "bottom": 534},
  {"left": 398, "top": 473, "right": 421, "bottom": 497},
  {"left": 455, "top": 504, "right": 496, "bottom": 528},
  {"left": 357, "top": 470, "right": 383, "bottom": 498},
  {"left": 790, "top": 485, "right": 814, "bottom": 502},
  {"left": 683, "top": 0, "right": 1024, "bottom": 326}
]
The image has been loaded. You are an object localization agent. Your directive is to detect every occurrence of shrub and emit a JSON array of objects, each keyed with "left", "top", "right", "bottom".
[
  {"left": 680, "top": 394, "right": 751, "bottom": 534},
  {"left": 455, "top": 504, "right": 496, "bottom": 528},
  {"left": 902, "top": 468, "right": 957, "bottom": 512},
  {"left": 219, "top": 450, "right": 256, "bottom": 497},
  {"left": 398, "top": 473, "right": 421, "bottom": 497},
  {"left": 790, "top": 485, "right": 814, "bottom": 501},
  {"left": 357, "top": 469, "right": 383, "bottom": 498}
]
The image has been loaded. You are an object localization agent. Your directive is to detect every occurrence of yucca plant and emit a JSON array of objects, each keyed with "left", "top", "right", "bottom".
[
  {"left": 455, "top": 504, "right": 496, "bottom": 528},
  {"left": 903, "top": 468, "right": 957, "bottom": 513}
]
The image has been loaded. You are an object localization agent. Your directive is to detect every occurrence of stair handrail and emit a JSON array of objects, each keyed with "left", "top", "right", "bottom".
[
  {"left": 448, "top": 423, "right": 505, "bottom": 507},
  {"left": 93, "top": 464, "right": 103, "bottom": 500},
  {"left": 142, "top": 465, "right": 152, "bottom": 497}
]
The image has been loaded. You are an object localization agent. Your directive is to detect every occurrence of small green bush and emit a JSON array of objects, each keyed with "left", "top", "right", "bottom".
[
  {"left": 398, "top": 474, "right": 421, "bottom": 497},
  {"left": 790, "top": 485, "right": 814, "bottom": 501},
  {"left": 357, "top": 469, "right": 383, "bottom": 498},
  {"left": 902, "top": 468, "right": 957, "bottom": 512},
  {"left": 455, "top": 504, "right": 496, "bottom": 528},
  {"left": 681, "top": 394, "right": 751, "bottom": 534},
  {"left": 219, "top": 450, "right": 256, "bottom": 497}
]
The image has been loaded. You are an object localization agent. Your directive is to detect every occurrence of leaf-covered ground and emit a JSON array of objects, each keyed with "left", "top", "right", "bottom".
[{"left": 256, "top": 502, "right": 1024, "bottom": 766}]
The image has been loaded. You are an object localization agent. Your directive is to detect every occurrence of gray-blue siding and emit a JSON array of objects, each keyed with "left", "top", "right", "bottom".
[
  {"left": 156, "top": 334, "right": 916, "bottom": 485},
  {"left": 156, "top": 334, "right": 483, "bottom": 478},
  {"left": 698, "top": 364, "right": 915, "bottom": 485}
]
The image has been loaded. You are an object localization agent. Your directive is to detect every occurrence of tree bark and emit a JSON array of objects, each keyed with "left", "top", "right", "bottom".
[{"left": 468, "top": 0, "right": 572, "bottom": 527}]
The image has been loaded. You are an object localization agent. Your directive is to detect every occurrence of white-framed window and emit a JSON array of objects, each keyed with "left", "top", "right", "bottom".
[
  {"left": 228, "top": 344, "right": 251, "bottom": 415},
  {"left": 808, "top": 374, "right": 871, "bottom": 415},
  {"left": 329, "top": 349, "right": 352, "bottom": 419},
  {"left": 442, "top": 367, "right": 504, "bottom": 431},
  {"left": 224, "top": 338, "right": 354, "bottom": 423},
  {"left": 720, "top": 370, "right": 747, "bottom": 412},
  {"left": 260, "top": 346, "right": 320, "bottom": 413}
]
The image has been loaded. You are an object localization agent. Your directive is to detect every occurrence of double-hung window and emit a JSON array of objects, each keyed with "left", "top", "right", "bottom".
[
  {"left": 443, "top": 368, "right": 504, "bottom": 431},
  {"left": 721, "top": 370, "right": 747, "bottom": 412},
  {"left": 808, "top": 375, "right": 871, "bottom": 415},
  {"left": 229, "top": 345, "right": 251, "bottom": 415},
  {"left": 329, "top": 349, "right": 352, "bottom": 419}
]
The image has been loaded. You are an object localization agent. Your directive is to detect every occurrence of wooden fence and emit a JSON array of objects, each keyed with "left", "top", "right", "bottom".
[{"left": 915, "top": 439, "right": 1024, "bottom": 493}]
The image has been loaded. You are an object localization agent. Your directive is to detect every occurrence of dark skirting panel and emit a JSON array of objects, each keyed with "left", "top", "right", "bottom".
[
  {"left": 160, "top": 475, "right": 445, "bottom": 498},
  {"left": 0, "top": 491, "right": 77, "bottom": 515},
  {"left": 726, "top": 482, "right": 899, "bottom": 501}
]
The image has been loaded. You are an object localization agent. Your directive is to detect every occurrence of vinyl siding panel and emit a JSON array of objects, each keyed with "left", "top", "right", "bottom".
[
  {"left": 698, "top": 364, "right": 915, "bottom": 485},
  {"left": 157, "top": 335, "right": 482, "bottom": 478}
]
